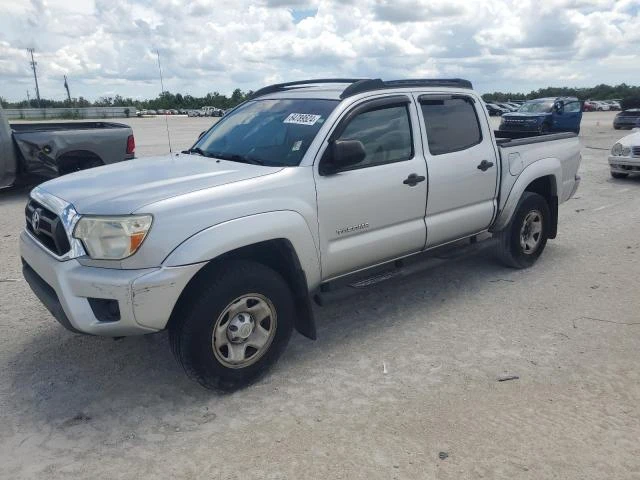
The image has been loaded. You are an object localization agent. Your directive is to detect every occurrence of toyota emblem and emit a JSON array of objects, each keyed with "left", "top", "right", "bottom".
[{"left": 31, "top": 209, "right": 41, "bottom": 233}]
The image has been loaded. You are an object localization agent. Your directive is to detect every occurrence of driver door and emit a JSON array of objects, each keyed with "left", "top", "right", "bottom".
[{"left": 314, "top": 95, "right": 428, "bottom": 280}]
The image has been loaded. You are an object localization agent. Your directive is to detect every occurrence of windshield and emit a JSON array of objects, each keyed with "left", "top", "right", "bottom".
[
  {"left": 192, "top": 98, "right": 339, "bottom": 166},
  {"left": 518, "top": 101, "right": 553, "bottom": 113}
]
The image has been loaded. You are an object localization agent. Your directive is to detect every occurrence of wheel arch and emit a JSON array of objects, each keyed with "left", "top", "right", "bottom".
[
  {"left": 56, "top": 149, "right": 104, "bottom": 174},
  {"left": 165, "top": 211, "right": 322, "bottom": 340},
  {"left": 493, "top": 158, "right": 561, "bottom": 234}
]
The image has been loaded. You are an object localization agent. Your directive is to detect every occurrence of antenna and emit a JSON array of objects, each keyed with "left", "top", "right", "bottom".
[
  {"left": 156, "top": 49, "right": 172, "bottom": 153},
  {"left": 64, "top": 75, "right": 72, "bottom": 105},
  {"left": 27, "top": 48, "right": 41, "bottom": 108}
]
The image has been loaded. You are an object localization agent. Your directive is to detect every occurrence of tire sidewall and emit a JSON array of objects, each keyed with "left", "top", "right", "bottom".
[
  {"left": 508, "top": 193, "right": 550, "bottom": 268},
  {"left": 177, "top": 261, "right": 294, "bottom": 390}
]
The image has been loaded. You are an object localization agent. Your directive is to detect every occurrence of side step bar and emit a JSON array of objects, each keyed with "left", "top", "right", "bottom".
[{"left": 314, "top": 233, "right": 495, "bottom": 306}]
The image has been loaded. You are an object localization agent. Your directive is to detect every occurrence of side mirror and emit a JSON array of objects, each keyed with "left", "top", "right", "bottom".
[
  {"left": 198, "top": 131, "right": 206, "bottom": 139},
  {"left": 321, "top": 139, "right": 367, "bottom": 175}
]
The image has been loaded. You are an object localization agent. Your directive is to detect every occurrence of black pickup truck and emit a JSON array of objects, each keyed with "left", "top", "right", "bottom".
[{"left": 1, "top": 106, "right": 135, "bottom": 188}]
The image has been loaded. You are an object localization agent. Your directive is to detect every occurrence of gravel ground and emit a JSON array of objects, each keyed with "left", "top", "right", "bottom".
[{"left": 1, "top": 112, "right": 639, "bottom": 479}]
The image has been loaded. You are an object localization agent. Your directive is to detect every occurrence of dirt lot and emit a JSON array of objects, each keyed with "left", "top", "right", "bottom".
[{"left": 1, "top": 112, "right": 639, "bottom": 479}]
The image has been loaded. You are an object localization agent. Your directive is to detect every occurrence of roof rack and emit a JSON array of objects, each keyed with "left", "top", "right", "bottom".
[
  {"left": 249, "top": 79, "right": 366, "bottom": 99},
  {"left": 249, "top": 77, "right": 473, "bottom": 100}
]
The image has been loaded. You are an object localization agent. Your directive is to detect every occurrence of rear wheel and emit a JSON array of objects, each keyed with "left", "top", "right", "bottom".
[
  {"left": 169, "top": 260, "right": 294, "bottom": 391},
  {"left": 611, "top": 171, "right": 628, "bottom": 179},
  {"left": 495, "top": 192, "right": 550, "bottom": 269}
]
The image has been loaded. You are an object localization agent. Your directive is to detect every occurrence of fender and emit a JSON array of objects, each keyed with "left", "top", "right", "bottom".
[
  {"left": 492, "top": 157, "right": 561, "bottom": 232},
  {"left": 163, "top": 210, "right": 322, "bottom": 292}
]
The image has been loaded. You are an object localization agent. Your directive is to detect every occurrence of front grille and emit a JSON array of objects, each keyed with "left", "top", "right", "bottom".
[
  {"left": 25, "top": 200, "right": 71, "bottom": 256},
  {"left": 632, "top": 146, "right": 640, "bottom": 158}
]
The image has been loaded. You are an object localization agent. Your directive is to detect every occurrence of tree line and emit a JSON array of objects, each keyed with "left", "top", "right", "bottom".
[
  {"left": 2, "top": 83, "right": 639, "bottom": 110},
  {"left": 0, "top": 89, "right": 253, "bottom": 110},
  {"left": 482, "top": 83, "right": 640, "bottom": 103}
]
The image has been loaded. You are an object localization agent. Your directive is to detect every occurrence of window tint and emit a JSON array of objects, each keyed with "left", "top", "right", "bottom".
[
  {"left": 564, "top": 101, "right": 581, "bottom": 113},
  {"left": 420, "top": 97, "right": 482, "bottom": 155},
  {"left": 338, "top": 105, "right": 413, "bottom": 168}
]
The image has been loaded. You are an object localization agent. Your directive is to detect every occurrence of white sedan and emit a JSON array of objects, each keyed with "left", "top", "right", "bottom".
[{"left": 609, "top": 130, "right": 640, "bottom": 178}]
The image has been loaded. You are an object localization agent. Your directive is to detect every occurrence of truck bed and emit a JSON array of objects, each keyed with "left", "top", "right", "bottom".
[{"left": 494, "top": 130, "right": 576, "bottom": 146}]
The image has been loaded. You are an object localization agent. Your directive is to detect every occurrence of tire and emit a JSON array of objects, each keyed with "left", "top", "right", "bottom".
[
  {"left": 495, "top": 192, "right": 550, "bottom": 269},
  {"left": 611, "top": 171, "right": 628, "bottom": 179},
  {"left": 169, "top": 260, "right": 294, "bottom": 391},
  {"left": 614, "top": 126, "right": 621, "bottom": 130}
]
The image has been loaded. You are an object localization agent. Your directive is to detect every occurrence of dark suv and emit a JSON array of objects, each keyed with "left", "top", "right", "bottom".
[{"left": 499, "top": 97, "right": 582, "bottom": 135}]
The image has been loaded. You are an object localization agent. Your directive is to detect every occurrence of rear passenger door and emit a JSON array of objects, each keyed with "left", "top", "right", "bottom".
[
  {"left": 416, "top": 94, "right": 499, "bottom": 247},
  {"left": 314, "top": 95, "right": 428, "bottom": 280}
]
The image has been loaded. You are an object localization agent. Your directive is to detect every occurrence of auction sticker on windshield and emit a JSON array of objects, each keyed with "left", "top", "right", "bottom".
[{"left": 284, "top": 113, "right": 321, "bottom": 125}]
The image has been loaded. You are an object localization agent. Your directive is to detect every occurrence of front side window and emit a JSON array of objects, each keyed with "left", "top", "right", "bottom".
[
  {"left": 194, "top": 98, "right": 339, "bottom": 166},
  {"left": 336, "top": 105, "right": 413, "bottom": 168},
  {"left": 420, "top": 97, "right": 482, "bottom": 155}
]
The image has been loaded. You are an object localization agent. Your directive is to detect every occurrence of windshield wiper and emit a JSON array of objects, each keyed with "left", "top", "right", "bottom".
[
  {"left": 209, "top": 152, "right": 266, "bottom": 166},
  {"left": 183, "top": 147, "right": 212, "bottom": 157}
]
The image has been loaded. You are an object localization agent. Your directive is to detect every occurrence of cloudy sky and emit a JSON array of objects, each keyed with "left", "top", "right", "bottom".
[{"left": 0, "top": 0, "right": 639, "bottom": 102}]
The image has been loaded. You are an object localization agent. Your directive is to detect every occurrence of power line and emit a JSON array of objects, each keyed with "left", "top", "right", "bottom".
[{"left": 27, "top": 48, "right": 41, "bottom": 108}]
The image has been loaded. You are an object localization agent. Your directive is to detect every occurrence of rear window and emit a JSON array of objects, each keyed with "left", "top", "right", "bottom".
[{"left": 420, "top": 97, "right": 482, "bottom": 155}]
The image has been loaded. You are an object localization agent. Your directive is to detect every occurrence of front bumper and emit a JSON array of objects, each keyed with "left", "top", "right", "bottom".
[
  {"left": 609, "top": 155, "right": 640, "bottom": 174},
  {"left": 20, "top": 231, "right": 204, "bottom": 336}
]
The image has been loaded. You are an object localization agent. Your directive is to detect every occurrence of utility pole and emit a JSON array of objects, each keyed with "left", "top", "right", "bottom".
[
  {"left": 64, "top": 75, "right": 72, "bottom": 105},
  {"left": 26, "top": 90, "right": 30, "bottom": 105},
  {"left": 27, "top": 48, "right": 41, "bottom": 108}
]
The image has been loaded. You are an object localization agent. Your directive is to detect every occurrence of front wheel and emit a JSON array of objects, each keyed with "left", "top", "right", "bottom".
[
  {"left": 495, "top": 192, "right": 550, "bottom": 269},
  {"left": 170, "top": 260, "right": 294, "bottom": 391}
]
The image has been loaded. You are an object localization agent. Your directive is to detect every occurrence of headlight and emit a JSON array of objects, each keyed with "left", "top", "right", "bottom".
[
  {"left": 622, "top": 146, "right": 631, "bottom": 156},
  {"left": 73, "top": 215, "right": 152, "bottom": 260},
  {"left": 611, "top": 143, "right": 623, "bottom": 156}
]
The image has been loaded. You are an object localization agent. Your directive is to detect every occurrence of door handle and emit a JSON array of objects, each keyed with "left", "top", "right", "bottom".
[
  {"left": 403, "top": 173, "right": 426, "bottom": 186},
  {"left": 477, "top": 160, "right": 494, "bottom": 171}
]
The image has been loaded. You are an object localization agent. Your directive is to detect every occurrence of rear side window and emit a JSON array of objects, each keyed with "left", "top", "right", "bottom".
[
  {"left": 338, "top": 105, "right": 413, "bottom": 168},
  {"left": 420, "top": 97, "right": 482, "bottom": 155}
]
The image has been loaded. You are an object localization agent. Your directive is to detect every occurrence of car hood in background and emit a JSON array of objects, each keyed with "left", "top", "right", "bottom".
[
  {"left": 502, "top": 112, "right": 550, "bottom": 120},
  {"left": 616, "top": 131, "right": 640, "bottom": 147},
  {"left": 37, "top": 153, "right": 283, "bottom": 215}
]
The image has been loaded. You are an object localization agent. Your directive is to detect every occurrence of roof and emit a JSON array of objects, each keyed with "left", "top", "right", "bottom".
[{"left": 251, "top": 78, "right": 474, "bottom": 101}]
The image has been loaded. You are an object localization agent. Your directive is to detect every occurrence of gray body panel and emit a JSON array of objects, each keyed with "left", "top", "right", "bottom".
[
  {"left": 19, "top": 82, "right": 582, "bottom": 336},
  {"left": 0, "top": 109, "right": 133, "bottom": 188}
]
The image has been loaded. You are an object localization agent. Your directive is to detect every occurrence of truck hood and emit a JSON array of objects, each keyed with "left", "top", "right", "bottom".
[{"left": 38, "top": 153, "right": 283, "bottom": 214}]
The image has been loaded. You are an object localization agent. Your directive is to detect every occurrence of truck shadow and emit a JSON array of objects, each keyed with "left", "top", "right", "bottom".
[{"left": 6, "top": 245, "right": 542, "bottom": 429}]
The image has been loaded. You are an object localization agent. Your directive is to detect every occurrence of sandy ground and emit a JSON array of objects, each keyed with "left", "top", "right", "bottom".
[{"left": 1, "top": 112, "right": 639, "bottom": 479}]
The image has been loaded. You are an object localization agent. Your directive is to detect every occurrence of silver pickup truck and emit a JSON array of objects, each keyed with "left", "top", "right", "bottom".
[
  {"left": 0, "top": 106, "right": 135, "bottom": 188},
  {"left": 19, "top": 78, "right": 581, "bottom": 390}
]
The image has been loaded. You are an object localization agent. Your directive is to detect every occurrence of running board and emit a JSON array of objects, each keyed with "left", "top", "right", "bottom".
[{"left": 314, "top": 234, "right": 495, "bottom": 306}]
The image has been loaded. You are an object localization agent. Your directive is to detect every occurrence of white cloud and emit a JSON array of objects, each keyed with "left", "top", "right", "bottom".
[{"left": 0, "top": 0, "right": 638, "bottom": 101}]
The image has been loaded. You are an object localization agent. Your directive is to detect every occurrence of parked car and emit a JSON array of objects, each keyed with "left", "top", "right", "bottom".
[
  {"left": 147, "top": 110, "right": 157, "bottom": 115},
  {"left": 201, "top": 106, "right": 224, "bottom": 117},
  {"left": 604, "top": 100, "right": 622, "bottom": 111},
  {"left": 495, "top": 102, "right": 518, "bottom": 112},
  {"left": 609, "top": 130, "right": 640, "bottom": 178},
  {"left": 500, "top": 97, "right": 583, "bottom": 135},
  {"left": 0, "top": 106, "right": 135, "bottom": 189},
  {"left": 485, "top": 102, "right": 507, "bottom": 116},
  {"left": 20, "top": 78, "right": 581, "bottom": 390},
  {"left": 613, "top": 109, "right": 640, "bottom": 130},
  {"left": 593, "top": 101, "right": 610, "bottom": 111}
]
